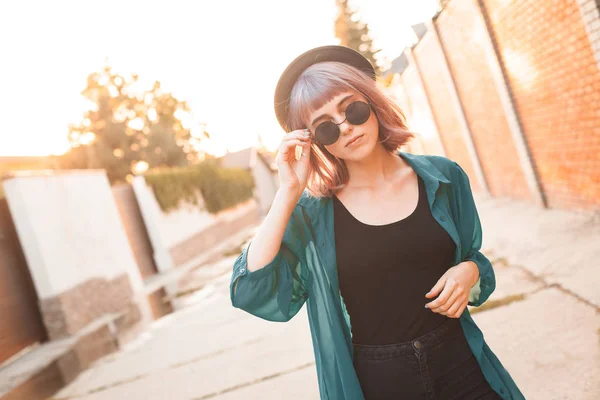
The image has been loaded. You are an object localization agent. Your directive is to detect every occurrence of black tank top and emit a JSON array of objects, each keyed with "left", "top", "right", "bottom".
[{"left": 333, "top": 174, "right": 457, "bottom": 345}]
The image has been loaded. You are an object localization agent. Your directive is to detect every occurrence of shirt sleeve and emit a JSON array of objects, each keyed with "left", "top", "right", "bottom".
[
  {"left": 452, "top": 161, "right": 496, "bottom": 307},
  {"left": 229, "top": 208, "right": 309, "bottom": 322}
]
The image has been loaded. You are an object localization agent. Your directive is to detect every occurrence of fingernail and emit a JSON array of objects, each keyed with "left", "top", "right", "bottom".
[{"left": 424, "top": 305, "right": 428, "bottom": 308}]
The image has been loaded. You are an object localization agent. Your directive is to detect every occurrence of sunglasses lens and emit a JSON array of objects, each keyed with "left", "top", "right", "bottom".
[
  {"left": 315, "top": 122, "right": 340, "bottom": 145},
  {"left": 312, "top": 101, "right": 371, "bottom": 145},
  {"left": 346, "top": 101, "right": 371, "bottom": 125}
]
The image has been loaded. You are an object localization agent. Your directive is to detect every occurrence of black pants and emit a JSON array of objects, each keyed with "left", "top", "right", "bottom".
[{"left": 352, "top": 318, "right": 502, "bottom": 400}]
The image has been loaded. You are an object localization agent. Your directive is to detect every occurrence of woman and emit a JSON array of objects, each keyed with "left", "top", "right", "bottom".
[{"left": 230, "top": 45, "right": 524, "bottom": 400}]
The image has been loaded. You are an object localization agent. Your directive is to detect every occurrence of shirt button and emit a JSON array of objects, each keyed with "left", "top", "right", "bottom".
[
  {"left": 239, "top": 268, "right": 245, "bottom": 273},
  {"left": 440, "top": 215, "right": 447, "bottom": 221},
  {"left": 413, "top": 340, "right": 421, "bottom": 349}
]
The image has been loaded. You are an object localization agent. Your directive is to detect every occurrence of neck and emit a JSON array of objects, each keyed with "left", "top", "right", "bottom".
[{"left": 343, "top": 144, "right": 407, "bottom": 191}]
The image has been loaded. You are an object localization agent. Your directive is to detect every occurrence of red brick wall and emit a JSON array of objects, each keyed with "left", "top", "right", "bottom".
[
  {"left": 483, "top": 0, "right": 600, "bottom": 209},
  {"left": 436, "top": 0, "right": 531, "bottom": 201},
  {"left": 413, "top": 34, "right": 481, "bottom": 191}
]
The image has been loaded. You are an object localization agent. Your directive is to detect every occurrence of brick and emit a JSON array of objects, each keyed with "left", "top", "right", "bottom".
[
  {"left": 39, "top": 274, "right": 133, "bottom": 340},
  {"left": 397, "top": 0, "right": 600, "bottom": 210},
  {"left": 480, "top": 0, "right": 600, "bottom": 209},
  {"left": 435, "top": 0, "right": 531, "bottom": 201},
  {"left": 413, "top": 32, "right": 481, "bottom": 191}
]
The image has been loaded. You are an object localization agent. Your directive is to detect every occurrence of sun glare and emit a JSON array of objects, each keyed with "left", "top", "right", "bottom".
[{"left": 0, "top": 0, "right": 435, "bottom": 157}]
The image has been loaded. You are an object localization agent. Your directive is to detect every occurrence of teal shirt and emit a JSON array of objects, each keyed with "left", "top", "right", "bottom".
[{"left": 230, "top": 151, "right": 525, "bottom": 399}]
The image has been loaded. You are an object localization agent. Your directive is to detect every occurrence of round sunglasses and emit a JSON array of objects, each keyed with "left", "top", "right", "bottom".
[{"left": 308, "top": 100, "right": 372, "bottom": 145}]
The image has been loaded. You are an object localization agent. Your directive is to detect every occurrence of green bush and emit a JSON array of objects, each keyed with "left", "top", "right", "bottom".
[{"left": 144, "top": 160, "right": 255, "bottom": 214}]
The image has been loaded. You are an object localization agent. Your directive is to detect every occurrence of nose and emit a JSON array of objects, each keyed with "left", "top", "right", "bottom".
[{"left": 338, "top": 119, "right": 353, "bottom": 136}]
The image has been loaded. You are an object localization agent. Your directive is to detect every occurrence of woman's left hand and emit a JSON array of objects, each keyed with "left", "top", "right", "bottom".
[{"left": 424, "top": 261, "right": 480, "bottom": 318}]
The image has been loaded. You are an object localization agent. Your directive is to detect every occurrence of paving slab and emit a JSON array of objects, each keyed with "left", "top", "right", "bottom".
[
  {"left": 471, "top": 287, "right": 600, "bottom": 400},
  {"left": 483, "top": 258, "right": 545, "bottom": 302},
  {"left": 214, "top": 365, "right": 319, "bottom": 400},
  {"left": 53, "top": 288, "right": 314, "bottom": 400},
  {"left": 474, "top": 194, "right": 600, "bottom": 307},
  {"left": 50, "top": 195, "right": 600, "bottom": 400}
]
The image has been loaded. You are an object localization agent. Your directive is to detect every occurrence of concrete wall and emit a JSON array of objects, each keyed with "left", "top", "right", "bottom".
[
  {"left": 168, "top": 199, "right": 261, "bottom": 267},
  {"left": 112, "top": 183, "right": 158, "bottom": 280},
  {"left": 3, "top": 171, "right": 143, "bottom": 298},
  {"left": 2, "top": 170, "right": 147, "bottom": 340},
  {"left": 132, "top": 176, "right": 260, "bottom": 269}
]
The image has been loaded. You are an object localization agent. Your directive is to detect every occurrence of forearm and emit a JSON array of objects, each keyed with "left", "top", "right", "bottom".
[{"left": 246, "top": 188, "right": 300, "bottom": 272}]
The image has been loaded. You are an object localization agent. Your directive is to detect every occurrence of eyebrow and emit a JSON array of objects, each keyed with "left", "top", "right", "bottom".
[{"left": 311, "top": 94, "right": 355, "bottom": 127}]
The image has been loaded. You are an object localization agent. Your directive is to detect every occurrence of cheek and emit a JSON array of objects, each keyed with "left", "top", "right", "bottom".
[
  {"left": 324, "top": 142, "right": 345, "bottom": 156},
  {"left": 366, "top": 113, "right": 379, "bottom": 134}
]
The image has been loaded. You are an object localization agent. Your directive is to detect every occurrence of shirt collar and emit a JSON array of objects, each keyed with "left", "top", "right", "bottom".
[
  {"left": 398, "top": 151, "right": 451, "bottom": 185},
  {"left": 298, "top": 151, "right": 450, "bottom": 218}
]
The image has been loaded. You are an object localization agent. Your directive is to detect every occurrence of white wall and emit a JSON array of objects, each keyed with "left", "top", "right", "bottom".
[
  {"left": 154, "top": 191, "right": 212, "bottom": 249},
  {"left": 157, "top": 191, "right": 257, "bottom": 248},
  {"left": 133, "top": 176, "right": 257, "bottom": 268},
  {"left": 3, "top": 171, "right": 144, "bottom": 299}
]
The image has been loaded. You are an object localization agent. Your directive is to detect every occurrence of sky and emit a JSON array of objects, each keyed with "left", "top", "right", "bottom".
[{"left": 0, "top": 0, "right": 439, "bottom": 157}]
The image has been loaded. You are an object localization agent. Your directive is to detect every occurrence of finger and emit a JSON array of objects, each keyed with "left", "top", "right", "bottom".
[
  {"left": 290, "top": 128, "right": 311, "bottom": 135},
  {"left": 444, "top": 296, "right": 462, "bottom": 316},
  {"left": 436, "top": 284, "right": 464, "bottom": 312},
  {"left": 449, "top": 299, "right": 468, "bottom": 318},
  {"left": 457, "top": 299, "right": 469, "bottom": 317},
  {"left": 284, "top": 131, "right": 311, "bottom": 142},
  {"left": 294, "top": 142, "right": 311, "bottom": 161},
  {"left": 431, "top": 284, "right": 463, "bottom": 313},
  {"left": 425, "top": 274, "right": 447, "bottom": 299},
  {"left": 296, "top": 128, "right": 313, "bottom": 138},
  {"left": 446, "top": 295, "right": 466, "bottom": 317},
  {"left": 277, "top": 140, "right": 311, "bottom": 161},
  {"left": 279, "top": 140, "right": 311, "bottom": 156},
  {"left": 425, "top": 279, "right": 456, "bottom": 310}
]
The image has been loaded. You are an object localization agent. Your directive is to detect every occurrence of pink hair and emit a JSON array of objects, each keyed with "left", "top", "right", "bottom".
[{"left": 286, "top": 61, "right": 415, "bottom": 198}]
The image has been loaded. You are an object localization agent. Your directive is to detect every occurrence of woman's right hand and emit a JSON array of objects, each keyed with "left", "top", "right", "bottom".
[{"left": 275, "top": 128, "right": 312, "bottom": 198}]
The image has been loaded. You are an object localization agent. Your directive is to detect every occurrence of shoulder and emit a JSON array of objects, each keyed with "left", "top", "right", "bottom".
[
  {"left": 419, "top": 153, "right": 467, "bottom": 181},
  {"left": 401, "top": 151, "right": 459, "bottom": 181},
  {"left": 400, "top": 150, "right": 455, "bottom": 171},
  {"left": 423, "top": 154, "right": 457, "bottom": 171}
]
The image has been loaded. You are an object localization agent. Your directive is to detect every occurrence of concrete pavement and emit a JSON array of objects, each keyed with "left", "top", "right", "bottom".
[{"left": 50, "top": 194, "right": 600, "bottom": 400}]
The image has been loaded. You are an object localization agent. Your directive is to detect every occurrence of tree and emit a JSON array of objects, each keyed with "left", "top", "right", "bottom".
[
  {"left": 60, "top": 65, "right": 208, "bottom": 183},
  {"left": 334, "top": 0, "right": 381, "bottom": 76}
]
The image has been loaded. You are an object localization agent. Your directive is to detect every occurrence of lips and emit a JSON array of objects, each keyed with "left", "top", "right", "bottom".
[{"left": 346, "top": 134, "right": 363, "bottom": 147}]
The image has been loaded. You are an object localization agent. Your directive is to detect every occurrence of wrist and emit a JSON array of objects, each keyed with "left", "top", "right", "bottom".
[
  {"left": 465, "top": 260, "right": 480, "bottom": 281},
  {"left": 276, "top": 188, "right": 301, "bottom": 207}
]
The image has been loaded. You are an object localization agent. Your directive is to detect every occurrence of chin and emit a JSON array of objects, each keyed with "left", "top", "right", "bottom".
[{"left": 338, "top": 132, "right": 377, "bottom": 161}]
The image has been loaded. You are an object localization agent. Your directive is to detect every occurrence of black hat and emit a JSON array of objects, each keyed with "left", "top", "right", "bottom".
[{"left": 273, "top": 45, "right": 376, "bottom": 131}]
